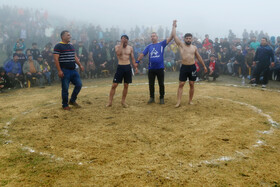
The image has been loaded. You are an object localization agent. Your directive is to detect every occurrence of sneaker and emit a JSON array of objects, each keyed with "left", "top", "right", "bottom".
[
  {"left": 63, "top": 106, "right": 71, "bottom": 110},
  {"left": 262, "top": 84, "right": 266, "bottom": 88},
  {"left": 147, "top": 98, "right": 155, "bottom": 104},
  {"left": 69, "top": 101, "right": 81, "bottom": 108},
  {"left": 251, "top": 83, "right": 257, "bottom": 87},
  {"left": 160, "top": 98, "right": 165, "bottom": 104}
]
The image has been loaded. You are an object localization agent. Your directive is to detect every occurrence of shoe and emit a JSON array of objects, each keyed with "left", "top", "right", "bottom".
[
  {"left": 63, "top": 106, "right": 71, "bottom": 110},
  {"left": 251, "top": 83, "right": 257, "bottom": 87},
  {"left": 262, "top": 84, "right": 266, "bottom": 88},
  {"left": 147, "top": 98, "right": 155, "bottom": 104},
  {"left": 160, "top": 98, "right": 165, "bottom": 104},
  {"left": 69, "top": 101, "right": 81, "bottom": 108}
]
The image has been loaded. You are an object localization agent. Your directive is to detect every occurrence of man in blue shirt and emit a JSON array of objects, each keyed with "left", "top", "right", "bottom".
[
  {"left": 137, "top": 22, "right": 174, "bottom": 104},
  {"left": 4, "top": 53, "right": 24, "bottom": 88},
  {"left": 251, "top": 37, "right": 275, "bottom": 88}
]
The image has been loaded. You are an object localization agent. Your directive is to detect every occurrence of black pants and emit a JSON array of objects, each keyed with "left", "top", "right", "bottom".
[
  {"left": 148, "top": 69, "right": 164, "bottom": 99},
  {"left": 252, "top": 62, "right": 270, "bottom": 85}
]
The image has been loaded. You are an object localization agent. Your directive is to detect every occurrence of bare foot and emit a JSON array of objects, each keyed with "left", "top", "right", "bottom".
[
  {"left": 175, "top": 103, "right": 181, "bottom": 108},
  {"left": 106, "top": 103, "right": 112, "bottom": 107},
  {"left": 122, "top": 103, "right": 129, "bottom": 108},
  {"left": 188, "top": 102, "right": 194, "bottom": 105}
]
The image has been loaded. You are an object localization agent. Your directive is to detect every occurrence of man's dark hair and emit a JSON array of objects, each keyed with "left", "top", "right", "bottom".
[
  {"left": 184, "top": 33, "right": 193, "bottom": 38},
  {"left": 60, "top": 30, "right": 69, "bottom": 39},
  {"left": 32, "top": 42, "right": 37, "bottom": 46},
  {"left": 262, "top": 37, "right": 268, "bottom": 42}
]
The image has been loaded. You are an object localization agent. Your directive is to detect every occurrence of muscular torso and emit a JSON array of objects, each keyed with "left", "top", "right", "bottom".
[
  {"left": 179, "top": 44, "right": 196, "bottom": 65},
  {"left": 115, "top": 45, "right": 132, "bottom": 65}
]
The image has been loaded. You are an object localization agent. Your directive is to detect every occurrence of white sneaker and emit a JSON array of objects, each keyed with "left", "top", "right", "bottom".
[{"left": 262, "top": 85, "right": 266, "bottom": 88}]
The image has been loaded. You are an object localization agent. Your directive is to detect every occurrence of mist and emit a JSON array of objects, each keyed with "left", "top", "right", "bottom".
[{"left": 1, "top": 0, "right": 280, "bottom": 38}]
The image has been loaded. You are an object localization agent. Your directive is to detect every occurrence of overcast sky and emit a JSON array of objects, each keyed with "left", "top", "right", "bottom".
[{"left": 1, "top": 0, "right": 280, "bottom": 38}]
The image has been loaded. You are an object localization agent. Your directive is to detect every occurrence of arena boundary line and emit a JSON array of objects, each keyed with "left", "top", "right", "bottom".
[{"left": 1, "top": 84, "right": 279, "bottom": 168}]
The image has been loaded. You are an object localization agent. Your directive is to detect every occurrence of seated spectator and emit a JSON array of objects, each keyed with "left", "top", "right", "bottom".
[
  {"left": 87, "top": 53, "right": 96, "bottom": 79},
  {"left": 194, "top": 61, "right": 203, "bottom": 81},
  {"left": 245, "top": 48, "right": 255, "bottom": 79},
  {"left": 40, "top": 58, "right": 52, "bottom": 86},
  {"left": 0, "top": 67, "right": 11, "bottom": 91},
  {"left": 204, "top": 54, "right": 219, "bottom": 81},
  {"left": 4, "top": 54, "right": 23, "bottom": 88},
  {"left": 219, "top": 48, "right": 230, "bottom": 74},
  {"left": 94, "top": 53, "right": 107, "bottom": 78},
  {"left": 22, "top": 55, "right": 44, "bottom": 87},
  {"left": 232, "top": 46, "right": 245, "bottom": 77}
]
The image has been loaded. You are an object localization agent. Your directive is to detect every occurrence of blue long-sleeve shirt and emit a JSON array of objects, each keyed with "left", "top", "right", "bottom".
[
  {"left": 254, "top": 45, "right": 275, "bottom": 65},
  {"left": 4, "top": 60, "right": 22, "bottom": 74}
]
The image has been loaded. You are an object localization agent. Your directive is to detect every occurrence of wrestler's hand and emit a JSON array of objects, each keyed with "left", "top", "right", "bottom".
[
  {"left": 204, "top": 66, "right": 208, "bottom": 73},
  {"left": 271, "top": 62, "right": 275, "bottom": 68},
  {"left": 135, "top": 67, "right": 138, "bottom": 74},
  {"left": 80, "top": 65, "right": 85, "bottom": 72},
  {"left": 173, "top": 20, "right": 177, "bottom": 27}
]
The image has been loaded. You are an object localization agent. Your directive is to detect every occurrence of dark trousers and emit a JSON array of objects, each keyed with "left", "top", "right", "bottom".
[
  {"left": 61, "top": 68, "right": 82, "bottom": 107},
  {"left": 252, "top": 62, "right": 270, "bottom": 85},
  {"left": 26, "top": 73, "right": 43, "bottom": 86},
  {"left": 148, "top": 68, "right": 164, "bottom": 99}
]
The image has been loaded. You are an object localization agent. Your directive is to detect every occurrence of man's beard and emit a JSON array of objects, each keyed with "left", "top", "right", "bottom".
[{"left": 185, "top": 41, "right": 191, "bottom": 45}]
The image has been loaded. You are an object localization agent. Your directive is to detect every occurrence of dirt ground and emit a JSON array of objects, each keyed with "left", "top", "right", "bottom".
[{"left": 0, "top": 73, "right": 280, "bottom": 186}]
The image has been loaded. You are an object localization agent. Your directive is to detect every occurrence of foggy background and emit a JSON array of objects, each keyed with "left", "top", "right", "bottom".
[{"left": 1, "top": 0, "right": 280, "bottom": 38}]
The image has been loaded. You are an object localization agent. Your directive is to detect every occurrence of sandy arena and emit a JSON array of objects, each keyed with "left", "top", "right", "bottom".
[{"left": 0, "top": 73, "right": 280, "bottom": 186}]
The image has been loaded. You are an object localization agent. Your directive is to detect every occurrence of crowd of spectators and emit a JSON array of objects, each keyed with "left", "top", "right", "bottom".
[{"left": 0, "top": 5, "right": 279, "bottom": 92}]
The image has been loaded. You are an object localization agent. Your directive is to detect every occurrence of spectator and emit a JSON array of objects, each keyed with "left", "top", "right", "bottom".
[
  {"left": 213, "top": 38, "right": 221, "bottom": 53},
  {"left": 86, "top": 52, "right": 96, "bottom": 79},
  {"left": 0, "top": 67, "right": 11, "bottom": 91},
  {"left": 76, "top": 41, "right": 88, "bottom": 78},
  {"left": 4, "top": 54, "right": 23, "bottom": 88},
  {"left": 270, "top": 47, "right": 280, "bottom": 81},
  {"left": 103, "top": 42, "right": 114, "bottom": 72},
  {"left": 251, "top": 37, "right": 275, "bottom": 88},
  {"left": 14, "top": 48, "right": 27, "bottom": 67},
  {"left": 232, "top": 46, "right": 245, "bottom": 77},
  {"left": 219, "top": 48, "right": 230, "bottom": 74},
  {"left": 205, "top": 54, "right": 219, "bottom": 81},
  {"left": 30, "top": 42, "right": 41, "bottom": 60},
  {"left": 249, "top": 36, "right": 260, "bottom": 51},
  {"left": 22, "top": 55, "right": 44, "bottom": 87},
  {"left": 164, "top": 47, "right": 175, "bottom": 71},
  {"left": 13, "top": 38, "right": 25, "bottom": 52},
  {"left": 40, "top": 59, "right": 52, "bottom": 85},
  {"left": 245, "top": 48, "right": 255, "bottom": 79},
  {"left": 94, "top": 53, "right": 107, "bottom": 78}
]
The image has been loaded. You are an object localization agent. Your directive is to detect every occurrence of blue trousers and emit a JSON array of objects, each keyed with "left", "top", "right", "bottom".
[{"left": 61, "top": 68, "right": 82, "bottom": 108}]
